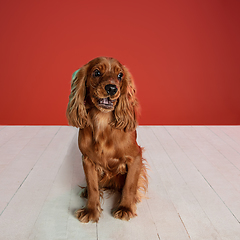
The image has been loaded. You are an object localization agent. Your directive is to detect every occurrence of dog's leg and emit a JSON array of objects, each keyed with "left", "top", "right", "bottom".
[
  {"left": 75, "top": 156, "right": 102, "bottom": 223},
  {"left": 113, "top": 154, "right": 142, "bottom": 221}
]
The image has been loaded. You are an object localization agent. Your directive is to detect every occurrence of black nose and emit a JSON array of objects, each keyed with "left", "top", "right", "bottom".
[{"left": 105, "top": 84, "right": 118, "bottom": 96}]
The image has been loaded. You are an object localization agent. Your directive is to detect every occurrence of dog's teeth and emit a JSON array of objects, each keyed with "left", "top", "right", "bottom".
[{"left": 99, "top": 98, "right": 114, "bottom": 107}]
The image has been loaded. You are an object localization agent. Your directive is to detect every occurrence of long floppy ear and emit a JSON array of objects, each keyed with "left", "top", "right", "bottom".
[
  {"left": 113, "top": 66, "right": 139, "bottom": 132},
  {"left": 66, "top": 65, "right": 88, "bottom": 128}
]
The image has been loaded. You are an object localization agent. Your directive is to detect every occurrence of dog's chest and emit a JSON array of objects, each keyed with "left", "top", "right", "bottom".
[
  {"left": 92, "top": 112, "right": 115, "bottom": 154},
  {"left": 93, "top": 127, "right": 115, "bottom": 157}
]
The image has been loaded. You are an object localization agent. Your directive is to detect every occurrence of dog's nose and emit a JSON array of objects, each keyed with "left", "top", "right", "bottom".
[{"left": 105, "top": 84, "right": 118, "bottom": 96}]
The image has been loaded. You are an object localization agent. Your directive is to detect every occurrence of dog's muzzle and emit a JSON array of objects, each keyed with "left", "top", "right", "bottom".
[{"left": 105, "top": 84, "right": 118, "bottom": 96}]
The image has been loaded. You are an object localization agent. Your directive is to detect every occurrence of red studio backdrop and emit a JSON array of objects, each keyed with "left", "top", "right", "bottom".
[{"left": 0, "top": 0, "right": 240, "bottom": 125}]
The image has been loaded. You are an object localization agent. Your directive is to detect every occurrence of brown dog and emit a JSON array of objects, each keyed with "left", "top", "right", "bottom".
[{"left": 66, "top": 57, "right": 148, "bottom": 222}]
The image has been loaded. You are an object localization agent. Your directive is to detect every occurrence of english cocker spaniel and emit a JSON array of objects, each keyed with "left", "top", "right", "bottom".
[{"left": 66, "top": 57, "right": 148, "bottom": 222}]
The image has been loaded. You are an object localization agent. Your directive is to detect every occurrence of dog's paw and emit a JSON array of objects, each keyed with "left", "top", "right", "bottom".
[
  {"left": 113, "top": 206, "right": 137, "bottom": 221},
  {"left": 75, "top": 207, "right": 101, "bottom": 223}
]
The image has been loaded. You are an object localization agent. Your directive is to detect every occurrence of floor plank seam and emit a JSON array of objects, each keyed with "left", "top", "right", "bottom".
[
  {"left": 0, "top": 126, "right": 24, "bottom": 148},
  {"left": 1, "top": 126, "right": 43, "bottom": 171},
  {"left": 0, "top": 166, "right": 32, "bottom": 216},
  {"left": 221, "top": 127, "right": 240, "bottom": 149},
  {"left": 145, "top": 200, "right": 162, "bottom": 240},
  {"left": 208, "top": 127, "right": 239, "bottom": 153},
  {"left": 199, "top": 169, "right": 240, "bottom": 224},
  {"left": 201, "top": 128, "right": 240, "bottom": 171},
  {"left": 177, "top": 213, "right": 191, "bottom": 239}
]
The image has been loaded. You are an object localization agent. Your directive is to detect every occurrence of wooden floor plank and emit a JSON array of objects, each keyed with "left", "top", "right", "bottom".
[
  {"left": 0, "top": 126, "right": 24, "bottom": 147},
  {"left": 209, "top": 127, "right": 240, "bottom": 155},
  {"left": 0, "top": 126, "right": 42, "bottom": 173},
  {"left": 195, "top": 127, "right": 240, "bottom": 170},
  {"left": 201, "top": 127, "right": 240, "bottom": 189},
  {"left": 220, "top": 127, "right": 240, "bottom": 149}
]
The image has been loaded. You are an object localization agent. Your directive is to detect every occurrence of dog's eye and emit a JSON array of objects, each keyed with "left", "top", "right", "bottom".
[
  {"left": 93, "top": 69, "right": 101, "bottom": 77},
  {"left": 117, "top": 72, "right": 123, "bottom": 81}
]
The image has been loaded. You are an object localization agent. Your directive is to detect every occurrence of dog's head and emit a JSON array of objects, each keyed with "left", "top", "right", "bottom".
[{"left": 66, "top": 57, "right": 138, "bottom": 131}]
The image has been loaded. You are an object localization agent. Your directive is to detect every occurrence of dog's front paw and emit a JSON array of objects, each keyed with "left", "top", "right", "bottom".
[
  {"left": 75, "top": 207, "right": 101, "bottom": 223},
  {"left": 113, "top": 206, "right": 137, "bottom": 221}
]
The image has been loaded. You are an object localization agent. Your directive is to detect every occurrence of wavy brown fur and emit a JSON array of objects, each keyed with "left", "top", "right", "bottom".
[{"left": 66, "top": 57, "right": 148, "bottom": 223}]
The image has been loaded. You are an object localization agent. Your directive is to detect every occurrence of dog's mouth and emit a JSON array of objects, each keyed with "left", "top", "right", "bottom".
[{"left": 98, "top": 97, "right": 116, "bottom": 109}]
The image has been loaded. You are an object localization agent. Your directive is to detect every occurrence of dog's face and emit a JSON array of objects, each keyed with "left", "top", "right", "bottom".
[
  {"left": 67, "top": 57, "right": 138, "bottom": 131},
  {"left": 86, "top": 57, "right": 124, "bottom": 113}
]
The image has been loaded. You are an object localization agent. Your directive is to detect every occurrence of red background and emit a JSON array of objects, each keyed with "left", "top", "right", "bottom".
[{"left": 0, "top": 0, "right": 240, "bottom": 125}]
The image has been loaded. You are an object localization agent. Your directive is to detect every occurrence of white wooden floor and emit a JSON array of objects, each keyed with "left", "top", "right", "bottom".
[{"left": 0, "top": 126, "right": 240, "bottom": 240}]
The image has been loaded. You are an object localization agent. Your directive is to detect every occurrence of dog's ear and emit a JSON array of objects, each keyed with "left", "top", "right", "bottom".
[
  {"left": 66, "top": 65, "right": 88, "bottom": 128},
  {"left": 113, "top": 66, "right": 139, "bottom": 132}
]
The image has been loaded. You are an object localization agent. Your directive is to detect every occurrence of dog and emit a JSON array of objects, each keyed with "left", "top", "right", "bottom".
[{"left": 66, "top": 57, "right": 148, "bottom": 222}]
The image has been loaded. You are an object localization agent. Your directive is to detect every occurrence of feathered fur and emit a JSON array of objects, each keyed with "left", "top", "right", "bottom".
[{"left": 66, "top": 57, "right": 148, "bottom": 222}]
